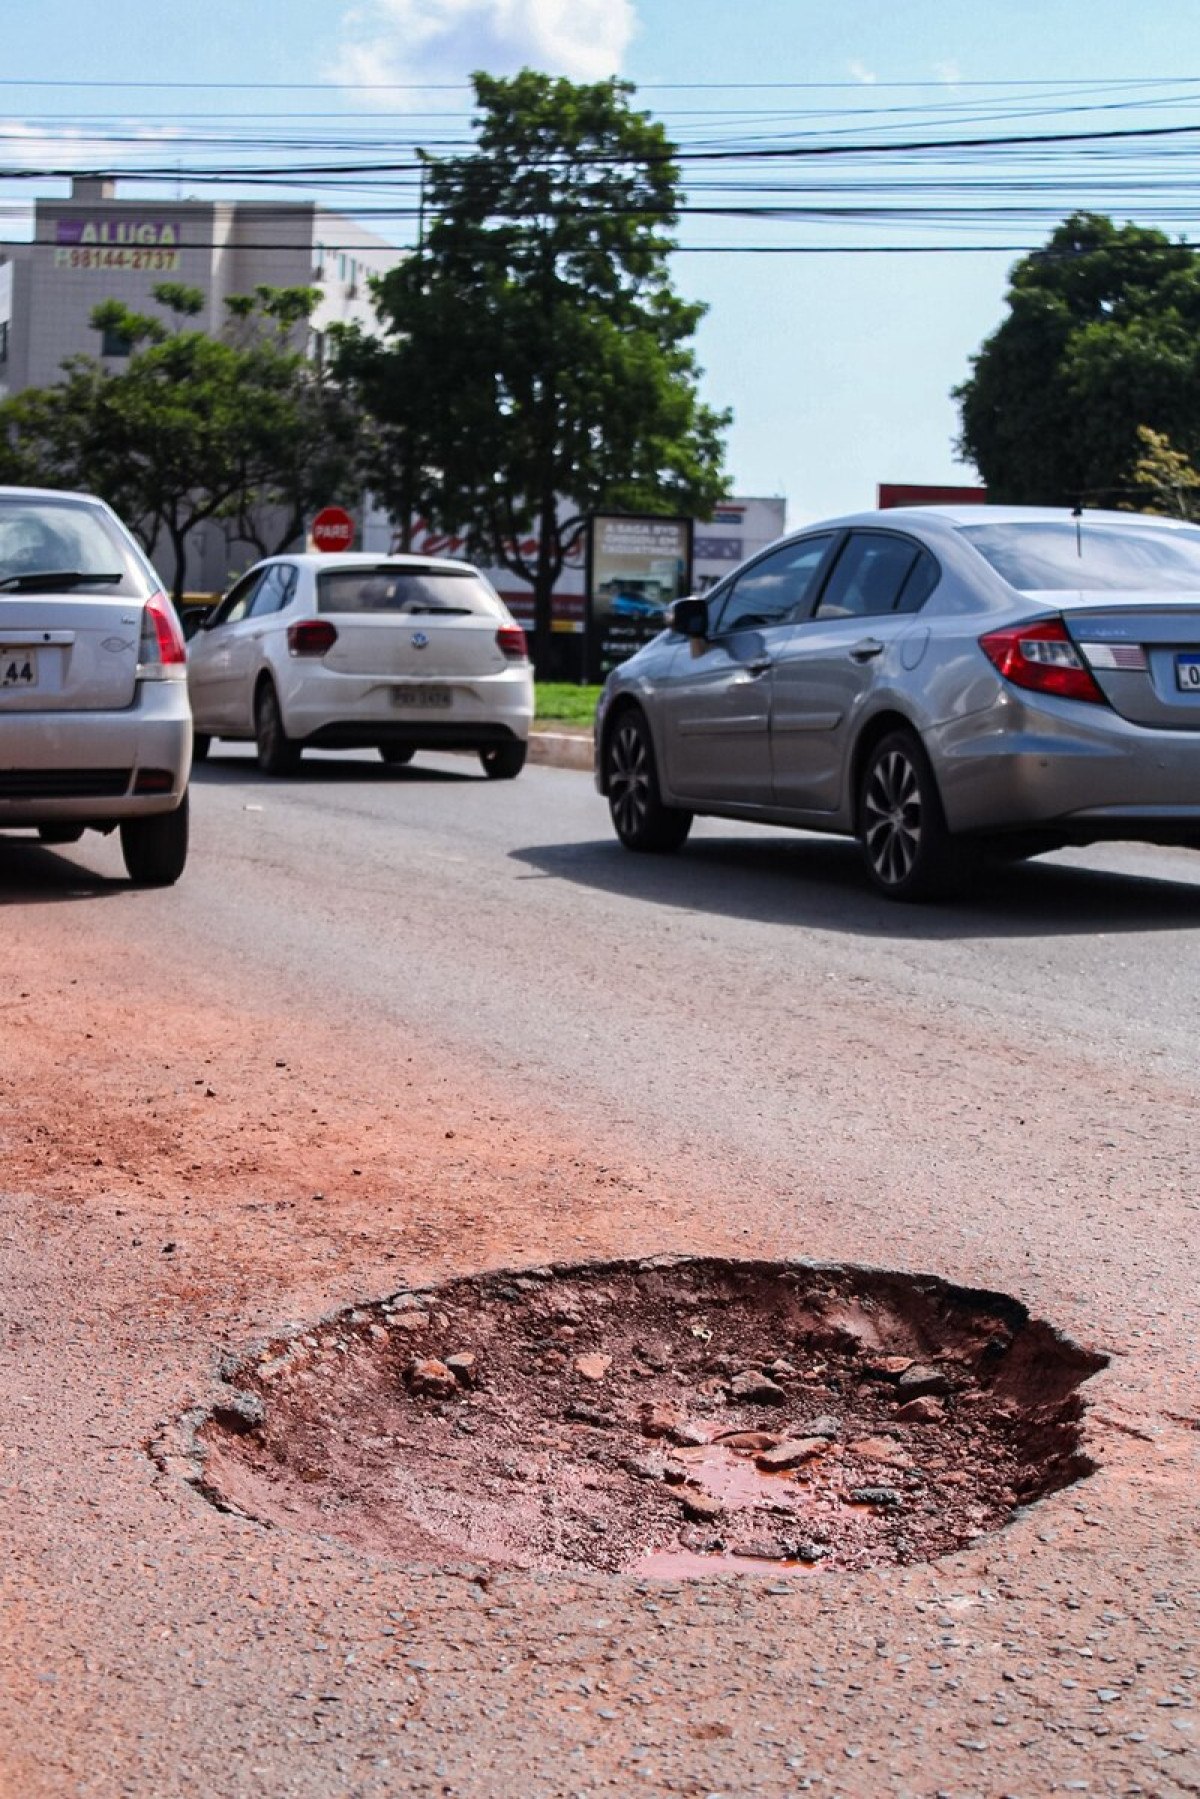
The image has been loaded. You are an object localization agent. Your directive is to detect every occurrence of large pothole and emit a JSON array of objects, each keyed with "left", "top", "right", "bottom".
[{"left": 194, "top": 1258, "right": 1106, "bottom": 1576}]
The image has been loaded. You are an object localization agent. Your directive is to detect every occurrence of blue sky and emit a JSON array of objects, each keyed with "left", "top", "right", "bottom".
[{"left": 2, "top": 0, "right": 1199, "bottom": 524}]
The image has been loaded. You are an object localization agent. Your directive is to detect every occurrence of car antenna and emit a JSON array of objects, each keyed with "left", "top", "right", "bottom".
[{"left": 1071, "top": 501, "right": 1084, "bottom": 557}]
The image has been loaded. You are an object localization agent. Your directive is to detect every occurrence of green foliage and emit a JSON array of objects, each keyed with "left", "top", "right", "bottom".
[
  {"left": 1130, "top": 425, "right": 1200, "bottom": 520},
  {"left": 0, "top": 284, "right": 360, "bottom": 600},
  {"left": 534, "top": 682, "right": 602, "bottom": 725},
  {"left": 955, "top": 213, "right": 1200, "bottom": 505},
  {"left": 334, "top": 69, "right": 730, "bottom": 658}
]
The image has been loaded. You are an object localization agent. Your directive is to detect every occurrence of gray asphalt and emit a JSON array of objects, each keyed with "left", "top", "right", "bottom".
[{"left": 5, "top": 743, "right": 1200, "bottom": 1797}]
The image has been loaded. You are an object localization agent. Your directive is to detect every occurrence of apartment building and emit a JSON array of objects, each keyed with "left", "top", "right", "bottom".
[{"left": 0, "top": 177, "right": 403, "bottom": 588}]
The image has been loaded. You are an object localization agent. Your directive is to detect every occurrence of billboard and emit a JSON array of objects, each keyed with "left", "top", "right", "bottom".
[{"left": 585, "top": 514, "right": 693, "bottom": 681}]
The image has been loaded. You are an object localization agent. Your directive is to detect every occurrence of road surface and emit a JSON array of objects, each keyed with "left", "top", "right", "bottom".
[{"left": 1, "top": 745, "right": 1197, "bottom": 1795}]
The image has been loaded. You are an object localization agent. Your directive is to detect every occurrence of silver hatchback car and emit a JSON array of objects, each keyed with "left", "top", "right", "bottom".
[
  {"left": 0, "top": 487, "right": 191, "bottom": 885},
  {"left": 595, "top": 505, "right": 1200, "bottom": 898}
]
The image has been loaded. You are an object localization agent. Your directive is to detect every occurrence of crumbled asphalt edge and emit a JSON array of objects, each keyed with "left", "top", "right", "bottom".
[{"left": 147, "top": 1254, "right": 1109, "bottom": 1562}]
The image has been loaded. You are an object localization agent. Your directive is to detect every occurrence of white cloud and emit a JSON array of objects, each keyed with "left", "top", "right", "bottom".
[
  {"left": 934, "top": 59, "right": 962, "bottom": 88},
  {"left": 0, "top": 121, "right": 182, "bottom": 172},
  {"left": 334, "top": 0, "right": 640, "bottom": 99},
  {"left": 848, "top": 59, "right": 877, "bottom": 86}
]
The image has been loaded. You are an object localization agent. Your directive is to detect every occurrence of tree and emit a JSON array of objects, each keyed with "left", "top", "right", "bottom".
[
  {"left": 0, "top": 283, "right": 362, "bottom": 600},
  {"left": 1130, "top": 425, "right": 1200, "bottom": 520},
  {"left": 955, "top": 213, "right": 1200, "bottom": 506},
  {"left": 335, "top": 70, "right": 730, "bottom": 661}
]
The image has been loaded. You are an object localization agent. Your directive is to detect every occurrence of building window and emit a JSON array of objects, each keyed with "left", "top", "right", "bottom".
[
  {"left": 0, "top": 321, "right": 8, "bottom": 366},
  {"left": 100, "top": 324, "right": 133, "bottom": 358}
]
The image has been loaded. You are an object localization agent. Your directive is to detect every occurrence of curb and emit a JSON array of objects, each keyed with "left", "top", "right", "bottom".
[{"left": 527, "top": 730, "right": 594, "bottom": 772}]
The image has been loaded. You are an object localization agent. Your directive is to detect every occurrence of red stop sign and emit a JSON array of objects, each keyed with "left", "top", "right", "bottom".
[{"left": 310, "top": 506, "right": 355, "bottom": 552}]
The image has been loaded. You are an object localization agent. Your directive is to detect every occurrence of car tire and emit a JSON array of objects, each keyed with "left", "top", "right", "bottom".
[
  {"left": 255, "top": 682, "right": 301, "bottom": 776},
  {"left": 479, "top": 741, "right": 527, "bottom": 780},
  {"left": 192, "top": 732, "right": 211, "bottom": 763},
  {"left": 857, "top": 729, "right": 957, "bottom": 901},
  {"left": 379, "top": 745, "right": 415, "bottom": 766},
  {"left": 120, "top": 792, "right": 189, "bottom": 887},
  {"left": 37, "top": 824, "right": 84, "bottom": 846},
  {"left": 605, "top": 708, "right": 693, "bottom": 853}
]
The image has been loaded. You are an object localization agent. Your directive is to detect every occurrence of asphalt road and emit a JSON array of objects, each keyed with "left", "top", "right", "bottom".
[{"left": 2, "top": 744, "right": 1199, "bottom": 1796}]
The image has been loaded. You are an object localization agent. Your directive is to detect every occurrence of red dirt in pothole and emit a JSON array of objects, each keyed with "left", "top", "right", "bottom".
[{"left": 194, "top": 1256, "right": 1105, "bottom": 1576}]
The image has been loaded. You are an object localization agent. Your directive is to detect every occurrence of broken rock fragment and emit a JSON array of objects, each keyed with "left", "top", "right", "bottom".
[
  {"left": 755, "top": 1437, "right": 830, "bottom": 1473},
  {"left": 728, "top": 1369, "right": 787, "bottom": 1405},
  {"left": 446, "top": 1352, "right": 477, "bottom": 1388},
  {"left": 895, "top": 1364, "right": 951, "bottom": 1399},
  {"left": 894, "top": 1396, "right": 945, "bottom": 1424},
  {"left": 573, "top": 1353, "right": 613, "bottom": 1382},
  {"left": 680, "top": 1489, "right": 724, "bottom": 1523},
  {"left": 406, "top": 1358, "right": 459, "bottom": 1400}
]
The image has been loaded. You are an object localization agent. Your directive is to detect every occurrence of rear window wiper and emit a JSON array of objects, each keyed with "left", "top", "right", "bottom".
[
  {"left": 402, "top": 604, "right": 474, "bottom": 616},
  {"left": 0, "top": 570, "right": 124, "bottom": 592}
]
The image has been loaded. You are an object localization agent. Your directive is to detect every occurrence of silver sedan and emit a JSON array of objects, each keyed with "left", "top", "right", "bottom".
[
  {"left": 0, "top": 487, "right": 191, "bottom": 885},
  {"left": 595, "top": 505, "right": 1200, "bottom": 899}
]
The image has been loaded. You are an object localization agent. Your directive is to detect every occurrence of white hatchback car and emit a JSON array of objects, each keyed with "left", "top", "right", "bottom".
[
  {"left": 0, "top": 486, "right": 192, "bottom": 885},
  {"left": 186, "top": 552, "right": 533, "bottom": 778}
]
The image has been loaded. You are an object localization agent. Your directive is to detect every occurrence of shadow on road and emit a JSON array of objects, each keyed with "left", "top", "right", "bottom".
[
  {"left": 0, "top": 836, "right": 124, "bottom": 903},
  {"left": 191, "top": 753, "right": 475, "bottom": 787},
  {"left": 509, "top": 832, "right": 1200, "bottom": 939}
]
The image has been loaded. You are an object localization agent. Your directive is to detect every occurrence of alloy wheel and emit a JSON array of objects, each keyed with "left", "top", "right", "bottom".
[
  {"left": 609, "top": 718, "right": 650, "bottom": 841},
  {"left": 862, "top": 746, "right": 922, "bottom": 887}
]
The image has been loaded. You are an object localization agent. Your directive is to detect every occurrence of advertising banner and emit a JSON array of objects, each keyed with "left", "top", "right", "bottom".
[
  {"left": 586, "top": 514, "right": 693, "bottom": 681},
  {"left": 53, "top": 219, "right": 182, "bottom": 273}
]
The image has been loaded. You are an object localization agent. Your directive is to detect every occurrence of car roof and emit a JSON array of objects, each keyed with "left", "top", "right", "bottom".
[
  {"left": 788, "top": 503, "right": 1197, "bottom": 535},
  {"left": 0, "top": 485, "right": 109, "bottom": 505},
  {"left": 260, "top": 550, "right": 480, "bottom": 573}
]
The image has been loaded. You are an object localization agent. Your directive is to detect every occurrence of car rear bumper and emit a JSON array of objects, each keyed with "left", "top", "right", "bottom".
[
  {"left": 280, "top": 667, "right": 534, "bottom": 746},
  {"left": 0, "top": 682, "right": 191, "bottom": 826},
  {"left": 933, "top": 691, "right": 1200, "bottom": 838}
]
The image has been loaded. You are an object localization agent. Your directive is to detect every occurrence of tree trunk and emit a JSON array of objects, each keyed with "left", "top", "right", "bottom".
[
  {"left": 531, "top": 487, "right": 559, "bottom": 673},
  {"left": 166, "top": 517, "right": 189, "bottom": 607}
]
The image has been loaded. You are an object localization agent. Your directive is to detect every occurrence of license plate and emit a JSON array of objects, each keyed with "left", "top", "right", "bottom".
[
  {"left": 0, "top": 647, "right": 37, "bottom": 688},
  {"left": 1176, "top": 654, "right": 1200, "bottom": 692},
  {"left": 392, "top": 685, "right": 452, "bottom": 709}
]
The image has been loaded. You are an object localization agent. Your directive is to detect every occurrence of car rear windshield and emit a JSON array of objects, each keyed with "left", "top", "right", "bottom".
[
  {"left": 0, "top": 496, "right": 151, "bottom": 596},
  {"left": 959, "top": 519, "right": 1200, "bottom": 593},
  {"left": 316, "top": 566, "right": 501, "bottom": 617}
]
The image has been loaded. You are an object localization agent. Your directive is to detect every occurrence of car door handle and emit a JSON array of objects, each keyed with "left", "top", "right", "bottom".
[
  {"left": 849, "top": 638, "right": 884, "bottom": 662},
  {"left": 744, "top": 658, "right": 772, "bottom": 677}
]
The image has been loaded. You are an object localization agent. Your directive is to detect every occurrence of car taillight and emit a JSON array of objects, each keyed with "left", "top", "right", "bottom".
[
  {"left": 496, "top": 625, "right": 528, "bottom": 661},
  {"left": 288, "top": 620, "right": 338, "bottom": 657},
  {"left": 979, "top": 616, "right": 1106, "bottom": 705},
  {"left": 138, "top": 591, "right": 188, "bottom": 679}
]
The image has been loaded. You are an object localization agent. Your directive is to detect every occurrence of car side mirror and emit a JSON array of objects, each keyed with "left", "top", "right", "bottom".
[{"left": 671, "top": 597, "right": 709, "bottom": 640}]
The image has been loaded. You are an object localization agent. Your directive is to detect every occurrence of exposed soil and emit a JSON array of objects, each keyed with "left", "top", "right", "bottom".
[{"left": 196, "top": 1256, "right": 1106, "bottom": 1576}]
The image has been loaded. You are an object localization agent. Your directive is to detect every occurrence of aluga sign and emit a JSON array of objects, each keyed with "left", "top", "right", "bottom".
[{"left": 55, "top": 220, "right": 180, "bottom": 247}]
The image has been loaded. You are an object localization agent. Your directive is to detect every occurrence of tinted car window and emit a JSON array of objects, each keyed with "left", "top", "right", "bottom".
[
  {"left": 714, "top": 535, "right": 835, "bottom": 634},
  {"left": 211, "top": 570, "right": 265, "bottom": 628},
  {"left": 249, "top": 564, "right": 297, "bottom": 618},
  {"left": 895, "top": 547, "right": 940, "bottom": 613},
  {"left": 815, "top": 532, "right": 920, "bottom": 620},
  {"left": 959, "top": 520, "right": 1200, "bottom": 592},
  {"left": 0, "top": 496, "right": 150, "bottom": 597},
  {"left": 317, "top": 566, "right": 501, "bottom": 617}
]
